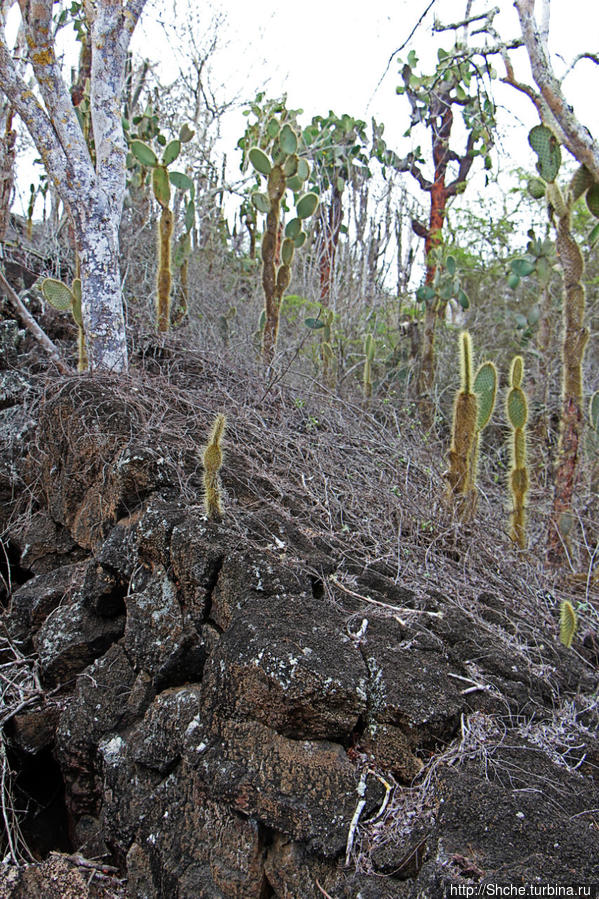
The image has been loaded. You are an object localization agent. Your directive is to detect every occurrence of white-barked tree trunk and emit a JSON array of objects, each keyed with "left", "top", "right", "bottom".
[{"left": 0, "top": 0, "right": 148, "bottom": 372}]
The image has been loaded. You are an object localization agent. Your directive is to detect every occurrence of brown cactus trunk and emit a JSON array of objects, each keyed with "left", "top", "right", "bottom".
[{"left": 547, "top": 209, "right": 589, "bottom": 565}]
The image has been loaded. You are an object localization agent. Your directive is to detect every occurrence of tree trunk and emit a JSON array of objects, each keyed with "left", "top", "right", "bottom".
[{"left": 75, "top": 199, "right": 128, "bottom": 372}]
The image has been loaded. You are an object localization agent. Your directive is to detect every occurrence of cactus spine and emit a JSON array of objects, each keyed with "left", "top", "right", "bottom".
[
  {"left": 203, "top": 413, "right": 226, "bottom": 521},
  {"left": 246, "top": 117, "right": 318, "bottom": 365},
  {"left": 445, "top": 331, "right": 479, "bottom": 520},
  {"left": 41, "top": 277, "right": 87, "bottom": 371},
  {"left": 506, "top": 356, "right": 529, "bottom": 548}
]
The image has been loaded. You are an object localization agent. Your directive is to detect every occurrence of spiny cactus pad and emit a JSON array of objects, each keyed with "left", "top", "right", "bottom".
[
  {"left": 249, "top": 147, "right": 272, "bottom": 176},
  {"left": 473, "top": 361, "right": 497, "bottom": 431},
  {"left": 41, "top": 278, "right": 73, "bottom": 312},
  {"left": 130, "top": 139, "right": 158, "bottom": 168},
  {"left": 559, "top": 600, "right": 577, "bottom": 648},
  {"left": 507, "top": 387, "right": 528, "bottom": 430},
  {"left": 528, "top": 125, "right": 561, "bottom": 183}
]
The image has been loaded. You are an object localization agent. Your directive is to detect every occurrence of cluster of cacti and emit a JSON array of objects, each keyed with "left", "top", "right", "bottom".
[
  {"left": 203, "top": 413, "right": 226, "bottom": 521},
  {"left": 128, "top": 124, "right": 195, "bottom": 332},
  {"left": 363, "top": 332, "right": 375, "bottom": 400},
  {"left": 41, "top": 277, "right": 87, "bottom": 371},
  {"left": 247, "top": 119, "right": 319, "bottom": 364},
  {"left": 506, "top": 356, "right": 529, "bottom": 549},
  {"left": 444, "top": 331, "right": 497, "bottom": 521},
  {"left": 527, "top": 124, "right": 592, "bottom": 563}
]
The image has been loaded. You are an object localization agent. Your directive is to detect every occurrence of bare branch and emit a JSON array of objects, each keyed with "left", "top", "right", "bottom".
[{"left": 514, "top": 0, "right": 599, "bottom": 180}]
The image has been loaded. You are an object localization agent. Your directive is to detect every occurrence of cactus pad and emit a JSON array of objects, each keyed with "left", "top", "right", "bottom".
[
  {"left": 507, "top": 387, "right": 528, "bottom": 430},
  {"left": 152, "top": 165, "right": 171, "bottom": 207},
  {"left": 559, "top": 600, "right": 577, "bottom": 648},
  {"left": 129, "top": 139, "right": 158, "bottom": 168},
  {"left": 473, "top": 361, "right": 497, "bottom": 431},
  {"left": 528, "top": 125, "right": 561, "bottom": 183},
  {"left": 41, "top": 278, "right": 74, "bottom": 311},
  {"left": 249, "top": 147, "right": 272, "bottom": 176},
  {"left": 279, "top": 124, "right": 298, "bottom": 155},
  {"left": 590, "top": 391, "right": 599, "bottom": 431}
]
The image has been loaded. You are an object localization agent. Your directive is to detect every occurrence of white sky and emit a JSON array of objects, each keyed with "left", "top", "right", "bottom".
[
  {"left": 132, "top": 0, "right": 599, "bottom": 173},
  {"left": 9, "top": 0, "right": 599, "bottom": 254}
]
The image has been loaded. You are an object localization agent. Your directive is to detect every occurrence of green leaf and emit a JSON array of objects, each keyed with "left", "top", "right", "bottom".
[
  {"left": 129, "top": 139, "right": 157, "bottom": 167},
  {"left": 296, "top": 192, "right": 319, "bottom": 219},
  {"left": 162, "top": 139, "right": 181, "bottom": 166},
  {"left": 305, "top": 317, "right": 325, "bottom": 330},
  {"left": 41, "top": 277, "right": 73, "bottom": 312},
  {"left": 249, "top": 147, "right": 272, "bottom": 176},
  {"left": 169, "top": 171, "right": 194, "bottom": 192}
]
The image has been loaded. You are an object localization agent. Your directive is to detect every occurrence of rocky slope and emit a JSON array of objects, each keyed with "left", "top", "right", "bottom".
[{"left": 0, "top": 337, "right": 597, "bottom": 897}]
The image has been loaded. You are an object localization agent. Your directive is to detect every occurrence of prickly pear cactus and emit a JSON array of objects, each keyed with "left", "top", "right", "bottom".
[
  {"left": 444, "top": 331, "right": 479, "bottom": 521},
  {"left": 506, "top": 356, "right": 529, "bottom": 549},
  {"left": 129, "top": 125, "right": 195, "bottom": 332},
  {"left": 203, "top": 413, "right": 226, "bottom": 521},
  {"left": 41, "top": 276, "right": 87, "bottom": 371},
  {"left": 244, "top": 107, "right": 319, "bottom": 365}
]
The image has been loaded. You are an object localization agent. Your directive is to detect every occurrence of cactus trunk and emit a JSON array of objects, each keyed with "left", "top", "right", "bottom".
[
  {"left": 156, "top": 207, "right": 174, "bottom": 332},
  {"left": 261, "top": 166, "right": 286, "bottom": 366},
  {"left": 547, "top": 209, "right": 589, "bottom": 564}
]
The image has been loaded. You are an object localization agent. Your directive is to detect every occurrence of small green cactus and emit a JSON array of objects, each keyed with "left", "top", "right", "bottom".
[
  {"left": 203, "top": 413, "right": 226, "bottom": 521},
  {"left": 559, "top": 600, "right": 577, "bottom": 648},
  {"left": 363, "top": 332, "right": 375, "bottom": 400},
  {"left": 506, "top": 355, "right": 529, "bottom": 549},
  {"left": 41, "top": 276, "right": 87, "bottom": 371}
]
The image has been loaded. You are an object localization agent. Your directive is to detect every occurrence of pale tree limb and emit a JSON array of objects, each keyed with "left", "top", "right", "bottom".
[
  {"left": 0, "top": 267, "right": 72, "bottom": 373},
  {"left": 514, "top": 0, "right": 599, "bottom": 180}
]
